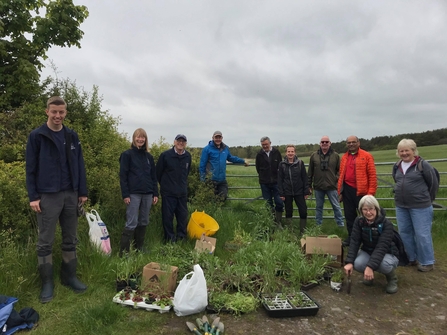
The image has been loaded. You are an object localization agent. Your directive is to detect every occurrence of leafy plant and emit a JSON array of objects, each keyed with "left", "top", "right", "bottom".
[{"left": 331, "top": 269, "right": 344, "bottom": 283}]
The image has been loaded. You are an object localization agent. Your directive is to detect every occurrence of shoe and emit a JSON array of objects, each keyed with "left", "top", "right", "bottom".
[
  {"left": 362, "top": 279, "right": 374, "bottom": 286},
  {"left": 342, "top": 238, "right": 350, "bottom": 247},
  {"left": 417, "top": 264, "right": 434, "bottom": 272},
  {"left": 408, "top": 260, "right": 418, "bottom": 266}
]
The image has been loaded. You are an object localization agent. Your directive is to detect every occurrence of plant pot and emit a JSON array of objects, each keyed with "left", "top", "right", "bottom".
[
  {"left": 115, "top": 273, "right": 140, "bottom": 292},
  {"left": 300, "top": 281, "right": 319, "bottom": 291},
  {"left": 330, "top": 280, "right": 342, "bottom": 292},
  {"left": 262, "top": 292, "right": 320, "bottom": 318}
]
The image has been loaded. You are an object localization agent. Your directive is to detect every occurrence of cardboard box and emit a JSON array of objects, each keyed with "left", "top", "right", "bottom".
[
  {"left": 141, "top": 262, "right": 178, "bottom": 294},
  {"left": 195, "top": 234, "right": 216, "bottom": 254},
  {"left": 301, "top": 236, "right": 343, "bottom": 267}
]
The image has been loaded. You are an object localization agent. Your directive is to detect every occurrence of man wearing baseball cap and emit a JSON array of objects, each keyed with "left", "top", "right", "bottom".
[
  {"left": 199, "top": 131, "right": 248, "bottom": 201},
  {"left": 156, "top": 134, "right": 191, "bottom": 242}
]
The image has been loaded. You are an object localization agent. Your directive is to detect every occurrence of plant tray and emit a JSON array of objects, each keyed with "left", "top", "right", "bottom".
[
  {"left": 262, "top": 291, "right": 320, "bottom": 318},
  {"left": 112, "top": 290, "right": 172, "bottom": 313}
]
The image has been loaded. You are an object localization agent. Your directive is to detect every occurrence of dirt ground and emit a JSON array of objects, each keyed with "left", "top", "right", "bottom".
[{"left": 161, "top": 262, "right": 447, "bottom": 335}]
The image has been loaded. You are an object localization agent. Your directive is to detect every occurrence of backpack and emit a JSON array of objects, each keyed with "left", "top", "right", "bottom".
[
  {"left": 377, "top": 224, "right": 409, "bottom": 267},
  {"left": 0, "top": 295, "right": 39, "bottom": 335},
  {"left": 392, "top": 158, "right": 440, "bottom": 199}
]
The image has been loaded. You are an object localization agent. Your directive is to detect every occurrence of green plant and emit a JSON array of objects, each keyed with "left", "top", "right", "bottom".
[
  {"left": 209, "top": 291, "right": 258, "bottom": 315},
  {"left": 331, "top": 269, "right": 344, "bottom": 283}
]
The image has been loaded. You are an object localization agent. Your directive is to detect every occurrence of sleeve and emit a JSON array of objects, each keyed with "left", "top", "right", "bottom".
[
  {"left": 337, "top": 154, "right": 346, "bottom": 195},
  {"left": 119, "top": 152, "right": 130, "bottom": 199},
  {"left": 149, "top": 155, "right": 159, "bottom": 197},
  {"left": 301, "top": 160, "right": 310, "bottom": 195},
  {"left": 366, "top": 154, "right": 378, "bottom": 195},
  {"left": 25, "top": 133, "right": 39, "bottom": 202},
  {"left": 255, "top": 153, "right": 261, "bottom": 174},
  {"left": 307, "top": 154, "right": 314, "bottom": 188},
  {"left": 345, "top": 218, "right": 362, "bottom": 264},
  {"left": 199, "top": 147, "right": 208, "bottom": 181},
  {"left": 422, "top": 160, "right": 439, "bottom": 202},
  {"left": 226, "top": 149, "right": 245, "bottom": 164},
  {"left": 277, "top": 163, "right": 284, "bottom": 196},
  {"left": 76, "top": 138, "right": 88, "bottom": 197},
  {"left": 367, "top": 220, "right": 394, "bottom": 271},
  {"left": 335, "top": 153, "right": 340, "bottom": 180},
  {"left": 155, "top": 152, "right": 165, "bottom": 183}
]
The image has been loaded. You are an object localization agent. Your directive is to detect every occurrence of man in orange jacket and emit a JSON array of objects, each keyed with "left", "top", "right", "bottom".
[{"left": 338, "top": 135, "right": 377, "bottom": 246}]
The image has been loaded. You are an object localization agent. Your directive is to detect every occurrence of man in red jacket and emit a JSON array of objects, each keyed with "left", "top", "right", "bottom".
[{"left": 338, "top": 135, "right": 377, "bottom": 246}]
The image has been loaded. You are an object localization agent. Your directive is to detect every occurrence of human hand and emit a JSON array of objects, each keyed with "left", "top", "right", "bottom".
[
  {"left": 124, "top": 197, "right": 130, "bottom": 205},
  {"left": 244, "top": 161, "right": 249, "bottom": 167},
  {"left": 30, "top": 200, "right": 41, "bottom": 213},
  {"left": 78, "top": 196, "right": 88, "bottom": 205},
  {"left": 280, "top": 196, "right": 285, "bottom": 201},
  {"left": 344, "top": 263, "right": 353, "bottom": 276},
  {"left": 153, "top": 196, "right": 159, "bottom": 205},
  {"left": 338, "top": 194, "right": 343, "bottom": 203},
  {"left": 364, "top": 266, "right": 374, "bottom": 281}
]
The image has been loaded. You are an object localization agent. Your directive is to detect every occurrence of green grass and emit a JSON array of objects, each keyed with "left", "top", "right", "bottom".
[{"left": 1, "top": 144, "right": 447, "bottom": 334}]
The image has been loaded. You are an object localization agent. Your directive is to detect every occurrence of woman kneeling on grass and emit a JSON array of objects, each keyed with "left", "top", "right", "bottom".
[{"left": 344, "top": 195, "right": 400, "bottom": 294}]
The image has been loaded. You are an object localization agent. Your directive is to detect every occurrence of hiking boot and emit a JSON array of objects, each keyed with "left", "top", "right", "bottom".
[
  {"left": 385, "top": 269, "right": 398, "bottom": 294},
  {"left": 408, "top": 260, "right": 418, "bottom": 266},
  {"left": 362, "top": 279, "right": 374, "bottom": 286},
  {"left": 417, "top": 264, "right": 434, "bottom": 272}
]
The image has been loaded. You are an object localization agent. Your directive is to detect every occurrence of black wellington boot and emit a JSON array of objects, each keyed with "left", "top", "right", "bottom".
[
  {"left": 60, "top": 258, "right": 87, "bottom": 293},
  {"left": 38, "top": 261, "right": 54, "bottom": 303},
  {"left": 134, "top": 226, "right": 148, "bottom": 252},
  {"left": 119, "top": 228, "right": 134, "bottom": 257}
]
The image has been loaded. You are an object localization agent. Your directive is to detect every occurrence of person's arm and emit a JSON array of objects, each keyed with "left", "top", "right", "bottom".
[
  {"left": 255, "top": 153, "right": 261, "bottom": 174},
  {"left": 119, "top": 152, "right": 130, "bottom": 199},
  {"left": 155, "top": 152, "right": 165, "bottom": 183},
  {"left": 366, "top": 153, "right": 378, "bottom": 195},
  {"left": 277, "top": 163, "right": 284, "bottom": 197},
  {"left": 301, "top": 160, "right": 310, "bottom": 197},
  {"left": 149, "top": 154, "right": 159, "bottom": 198},
  {"left": 76, "top": 137, "right": 88, "bottom": 199},
  {"left": 199, "top": 147, "right": 208, "bottom": 181},
  {"left": 422, "top": 160, "right": 439, "bottom": 201},
  {"left": 345, "top": 217, "right": 362, "bottom": 263},
  {"left": 367, "top": 219, "right": 394, "bottom": 271},
  {"left": 226, "top": 150, "right": 245, "bottom": 165},
  {"left": 307, "top": 154, "right": 314, "bottom": 190},
  {"left": 25, "top": 132, "right": 39, "bottom": 202}
]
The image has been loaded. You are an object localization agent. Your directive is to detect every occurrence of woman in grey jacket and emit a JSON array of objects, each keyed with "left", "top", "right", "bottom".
[{"left": 393, "top": 139, "right": 439, "bottom": 272}]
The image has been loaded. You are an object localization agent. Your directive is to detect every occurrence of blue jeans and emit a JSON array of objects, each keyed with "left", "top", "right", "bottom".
[
  {"left": 260, "top": 183, "right": 284, "bottom": 212},
  {"left": 314, "top": 189, "right": 344, "bottom": 226},
  {"left": 125, "top": 194, "right": 153, "bottom": 230},
  {"left": 396, "top": 206, "right": 434, "bottom": 266},
  {"left": 354, "top": 250, "right": 398, "bottom": 275}
]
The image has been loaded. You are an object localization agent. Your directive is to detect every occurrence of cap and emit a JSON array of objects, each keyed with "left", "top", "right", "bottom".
[
  {"left": 175, "top": 134, "right": 187, "bottom": 141},
  {"left": 213, "top": 131, "right": 222, "bottom": 137}
]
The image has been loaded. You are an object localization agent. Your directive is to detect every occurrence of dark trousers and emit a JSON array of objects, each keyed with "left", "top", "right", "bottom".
[
  {"left": 212, "top": 180, "right": 228, "bottom": 201},
  {"left": 284, "top": 195, "right": 307, "bottom": 219},
  {"left": 161, "top": 195, "right": 188, "bottom": 242},
  {"left": 36, "top": 191, "right": 79, "bottom": 257},
  {"left": 341, "top": 183, "right": 363, "bottom": 236},
  {"left": 260, "top": 183, "right": 284, "bottom": 212}
]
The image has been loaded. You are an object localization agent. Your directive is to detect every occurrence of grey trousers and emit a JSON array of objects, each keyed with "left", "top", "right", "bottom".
[
  {"left": 37, "top": 191, "right": 79, "bottom": 257},
  {"left": 354, "top": 250, "right": 398, "bottom": 275},
  {"left": 125, "top": 193, "right": 153, "bottom": 229}
]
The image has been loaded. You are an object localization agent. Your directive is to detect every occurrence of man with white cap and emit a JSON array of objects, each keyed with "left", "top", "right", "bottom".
[
  {"left": 156, "top": 134, "right": 191, "bottom": 242},
  {"left": 199, "top": 131, "right": 248, "bottom": 201}
]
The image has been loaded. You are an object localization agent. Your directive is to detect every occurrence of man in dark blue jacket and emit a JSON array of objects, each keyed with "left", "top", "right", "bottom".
[
  {"left": 156, "top": 134, "right": 191, "bottom": 242},
  {"left": 26, "top": 96, "right": 88, "bottom": 303}
]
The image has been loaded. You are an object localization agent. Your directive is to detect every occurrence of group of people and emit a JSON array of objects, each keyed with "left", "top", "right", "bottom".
[
  {"left": 255, "top": 134, "right": 439, "bottom": 294},
  {"left": 26, "top": 96, "right": 439, "bottom": 302}
]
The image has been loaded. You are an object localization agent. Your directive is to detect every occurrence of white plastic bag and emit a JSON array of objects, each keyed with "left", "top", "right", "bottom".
[
  {"left": 173, "top": 264, "right": 207, "bottom": 316},
  {"left": 85, "top": 209, "right": 112, "bottom": 255}
]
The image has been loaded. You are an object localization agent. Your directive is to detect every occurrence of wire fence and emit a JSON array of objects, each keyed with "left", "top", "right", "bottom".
[{"left": 226, "top": 159, "right": 447, "bottom": 221}]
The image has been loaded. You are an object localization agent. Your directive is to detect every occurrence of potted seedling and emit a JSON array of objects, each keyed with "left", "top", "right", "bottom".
[
  {"left": 330, "top": 269, "right": 344, "bottom": 292},
  {"left": 261, "top": 291, "right": 320, "bottom": 317}
]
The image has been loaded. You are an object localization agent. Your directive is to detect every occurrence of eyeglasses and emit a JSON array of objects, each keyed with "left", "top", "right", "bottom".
[
  {"left": 320, "top": 141, "right": 329, "bottom": 144},
  {"left": 362, "top": 208, "right": 376, "bottom": 213},
  {"left": 347, "top": 141, "right": 358, "bottom": 145}
]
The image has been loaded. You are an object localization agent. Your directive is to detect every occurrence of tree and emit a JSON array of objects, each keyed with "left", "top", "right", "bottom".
[{"left": 0, "top": 0, "right": 89, "bottom": 110}]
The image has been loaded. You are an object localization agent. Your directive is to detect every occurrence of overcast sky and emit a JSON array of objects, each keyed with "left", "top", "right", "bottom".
[{"left": 41, "top": 0, "right": 447, "bottom": 148}]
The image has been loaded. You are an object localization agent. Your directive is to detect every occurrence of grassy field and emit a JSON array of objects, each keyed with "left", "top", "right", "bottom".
[{"left": 1, "top": 145, "right": 446, "bottom": 334}]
